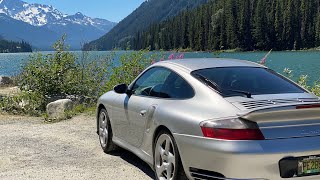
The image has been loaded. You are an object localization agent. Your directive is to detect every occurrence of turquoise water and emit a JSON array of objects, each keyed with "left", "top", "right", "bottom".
[{"left": 0, "top": 51, "right": 319, "bottom": 84}]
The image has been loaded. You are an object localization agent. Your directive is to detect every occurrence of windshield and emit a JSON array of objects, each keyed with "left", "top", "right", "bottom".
[{"left": 192, "top": 67, "right": 306, "bottom": 97}]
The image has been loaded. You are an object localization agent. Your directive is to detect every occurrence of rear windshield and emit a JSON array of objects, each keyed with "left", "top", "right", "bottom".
[{"left": 191, "top": 67, "right": 305, "bottom": 97}]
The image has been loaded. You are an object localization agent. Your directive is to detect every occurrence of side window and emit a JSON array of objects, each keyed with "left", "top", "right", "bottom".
[
  {"left": 132, "top": 67, "right": 171, "bottom": 97},
  {"left": 132, "top": 67, "right": 194, "bottom": 99},
  {"left": 161, "top": 72, "right": 194, "bottom": 99}
]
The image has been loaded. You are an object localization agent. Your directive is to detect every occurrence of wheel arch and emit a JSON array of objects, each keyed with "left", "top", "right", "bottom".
[
  {"left": 153, "top": 125, "right": 171, "bottom": 143},
  {"left": 152, "top": 125, "right": 188, "bottom": 179},
  {"left": 96, "top": 104, "right": 106, "bottom": 134},
  {"left": 152, "top": 125, "right": 173, "bottom": 158}
]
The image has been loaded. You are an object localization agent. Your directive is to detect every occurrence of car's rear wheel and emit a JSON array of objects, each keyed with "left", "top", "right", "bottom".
[
  {"left": 98, "top": 108, "right": 118, "bottom": 153},
  {"left": 154, "top": 130, "right": 188, "bottom": 180}
]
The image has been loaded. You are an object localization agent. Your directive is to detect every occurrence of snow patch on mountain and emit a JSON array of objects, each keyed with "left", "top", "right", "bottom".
[
  {"left": 0, "top": 0, "right": 115, "bottom": 28},
  {"left": 0, "top": 0, "right": 117, "bottom": 50}
]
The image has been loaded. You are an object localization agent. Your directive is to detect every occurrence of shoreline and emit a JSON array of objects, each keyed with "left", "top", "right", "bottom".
[
  {"left": 167, "top": 47, "right": 320, "bottom": 53},
  {"left": 1, "top": 48, "right": 320, "bottom": 54}
]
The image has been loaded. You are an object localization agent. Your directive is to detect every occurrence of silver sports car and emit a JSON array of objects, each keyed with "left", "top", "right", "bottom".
[{"left": 96, "top": 58, "right": 320, "bottom": 180}]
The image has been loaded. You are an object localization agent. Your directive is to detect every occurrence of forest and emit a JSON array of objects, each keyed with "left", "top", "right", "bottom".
[
  {"left": 83, "top": 0, "right": 208, "bottom": 51},
  {"left": 132, "top": 0, "right": 320, "bottom": 51},
  {"left": 0, "top": 37, "right": 32, "bottom": 53}
]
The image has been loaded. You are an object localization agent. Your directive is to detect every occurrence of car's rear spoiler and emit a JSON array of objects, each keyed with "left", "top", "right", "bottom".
[{"left": 241, "top": 107, "right": 320, "bottom": 123}]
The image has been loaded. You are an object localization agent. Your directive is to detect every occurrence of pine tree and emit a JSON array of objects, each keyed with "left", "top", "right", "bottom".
[
  {"left": 316, "top": 12, "right": 320, "bottom": 47},
  {"left": 188, "top": 14, "right": 195, "bottom": 50},
  {"left": 274, "top": 0, "right": 284, "bottom": 50},
  {"left": 239, "top": 0, "right": 253, "bottom": 50},
  {"left": 225, "top": 0, "right": 239, "bottom": 49},
  {"left": 252, "top": 0, "right": 268, "bottom": 50},
  {"left": 300, "top": 0, "right": 308, "bottom": 48}
]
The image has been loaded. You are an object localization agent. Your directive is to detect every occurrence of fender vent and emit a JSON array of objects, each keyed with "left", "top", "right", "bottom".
[{"left": 189, "top": 167, "right": 225, "bottom": 180}]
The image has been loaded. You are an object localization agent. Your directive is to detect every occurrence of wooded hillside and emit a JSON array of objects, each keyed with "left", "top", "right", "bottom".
[
  {"left": 133, "top": 0, "right": 320, "bottom": 51},
  {"left": 83, "top": 0, "right": 208, "bottom": 50},
  {"left": 0, "top": 36, "right": 32, "bottom": 53}
]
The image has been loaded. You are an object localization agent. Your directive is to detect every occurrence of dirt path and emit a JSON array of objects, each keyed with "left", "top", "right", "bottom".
[{"left": 0, "top": 114, "right": 153, "bottom": 180}]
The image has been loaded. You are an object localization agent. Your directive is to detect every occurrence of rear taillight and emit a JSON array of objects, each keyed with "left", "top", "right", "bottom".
[
  {"left": 200, "top": 118, "right": 265, "bottom": 140},
  {"left": 296, "top": 104, "right": 320, "bottom": 109},
  {"left": 201, "top": 127, "right": 264, "bottom": 140}
]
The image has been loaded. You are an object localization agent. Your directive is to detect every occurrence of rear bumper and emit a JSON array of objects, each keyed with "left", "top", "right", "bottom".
[{"left": 173, "top": 133, "right": 320, "bottom": 180}]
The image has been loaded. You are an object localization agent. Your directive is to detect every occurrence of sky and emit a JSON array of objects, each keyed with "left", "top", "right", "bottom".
[{"left": 23, "top": 0, "right": 146, "bottom": 22}]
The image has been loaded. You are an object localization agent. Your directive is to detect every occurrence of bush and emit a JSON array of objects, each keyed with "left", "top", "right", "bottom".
[
  {"left": 0, "top": 36, "right": 156, "bottom": 116},
  {"left": 104, "top": 50, "right": 158, "bottom": 91},
  {"left": 283, "top": 68, "right": 320, "bottom": 97},
  {"left": 0, "top": 91, "right": 45, "bottom": 116},
  {"left": 311, "top": 82, "right": 320, "bottom": 96},
  {"left": 18, "top": 35, "right": 112, "bottom": 97},
  {"left": 0, "top": 35, "right": 113, "bottom": 116}
]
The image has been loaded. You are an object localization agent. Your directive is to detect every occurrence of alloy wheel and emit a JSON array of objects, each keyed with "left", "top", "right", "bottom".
[
  {"left": 155, "top": 134, "right": 176, "bottom": 180},
  {"left": 99, "top": 111, "right": 108, "bottom": 148}
]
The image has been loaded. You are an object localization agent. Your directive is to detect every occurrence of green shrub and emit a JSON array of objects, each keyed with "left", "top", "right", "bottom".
[
  {"left": 0, "top": 35, "right": 113, "bottom": 116},
  {"left": 0, "top": 91, "right": 45, "bottom": 116},
  {"left": 283, "top": 68, "right": 320, "bottom": 97},
  {"left": 18, "top": 35, "right": 112, "bottom": 97},
  {"left": 311, "top": 82, "right": 320, "bottom": 96},
  {"left": 0, "top": 37, "right": 155, "bottom": 117},
  {"left": 104, "top": 50, "right": 157, "bottom": 91}
]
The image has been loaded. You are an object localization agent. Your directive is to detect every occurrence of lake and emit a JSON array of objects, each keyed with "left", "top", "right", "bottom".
[{"left": 0, "top": 51, "right": 319, "bottom": 84}]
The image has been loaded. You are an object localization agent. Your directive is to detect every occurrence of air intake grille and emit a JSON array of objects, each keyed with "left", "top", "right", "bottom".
[
  {"left": 189, "top": 168, "right": 225, "bottom": 180},
  {"left": 236, "top": 98, "right": 320, "bottom": 110}
]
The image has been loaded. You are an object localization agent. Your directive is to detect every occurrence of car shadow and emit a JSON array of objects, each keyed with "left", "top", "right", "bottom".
[{"left": 110, "top": 149, "right": 155, "bottom": 179}]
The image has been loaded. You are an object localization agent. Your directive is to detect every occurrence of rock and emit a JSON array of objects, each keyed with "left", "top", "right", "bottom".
[
  {"left": 66, "top": 95, "right": 95, "bottom": 105},
  {"left": 66, "top": 95, "right": 77, "bottom": 102},
  {"left": 0, "top": 76, "right": 13, "bottom": 86},
  {"left": 46, "top": 99, "right": 73, "bottom": 120},
  {"left": 77, "top": 95, "right": 95, "bottom": 105},
  {"left": 46, "top": 95, "right": 67, "bottom": 104}
]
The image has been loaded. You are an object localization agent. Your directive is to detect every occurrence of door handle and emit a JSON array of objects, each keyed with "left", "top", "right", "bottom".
[{"left": 140, "top": 110, "right": 147, "bottom": 117}]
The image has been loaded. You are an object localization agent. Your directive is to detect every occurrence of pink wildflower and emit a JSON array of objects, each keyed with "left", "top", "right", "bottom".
[
  {"left": 168, "top": 53, "right": 175, "bottom": 60},
  {"left": 176, "top": 54, "right": 184, "bottom": 59}
]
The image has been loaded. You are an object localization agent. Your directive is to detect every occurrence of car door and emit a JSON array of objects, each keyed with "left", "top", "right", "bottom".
[
  {"left": 109, "top": 93, "right": 131, "bottom": 141},
  {"left": 125, "top": 67, "right": 172, "bottom": 147}
]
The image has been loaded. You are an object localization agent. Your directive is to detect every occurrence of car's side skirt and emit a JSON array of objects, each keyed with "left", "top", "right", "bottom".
[{"left": 113, "top": 136, "right": 154, "bottom": 168}]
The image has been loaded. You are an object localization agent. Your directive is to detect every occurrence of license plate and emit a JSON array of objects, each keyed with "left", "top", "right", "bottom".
[{"left": 298, "top": 156, "right": 320, "bottom": 176}]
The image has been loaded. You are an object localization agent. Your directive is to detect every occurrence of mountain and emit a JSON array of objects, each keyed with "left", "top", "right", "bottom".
[
  {"left": 44, "top": 12, "right": 116, "bottom": 49},
  {"left": 0, "top": 0, "right": 117, "bottom": 50},
  {"left": 83, "top": 0, "right": 209, "bottom": 51},
  {"left": 0, "top": 13, "right": 58, "bottom": 49}
]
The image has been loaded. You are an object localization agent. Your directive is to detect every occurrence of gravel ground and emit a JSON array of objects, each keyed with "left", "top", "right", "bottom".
[{"left": 0, "top": 114, "right": 153, "bottom": 180}]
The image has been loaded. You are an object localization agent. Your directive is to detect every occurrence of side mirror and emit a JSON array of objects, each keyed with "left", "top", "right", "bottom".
[{"left": 114, "top": 83, "right": 128, "bottom": 94}]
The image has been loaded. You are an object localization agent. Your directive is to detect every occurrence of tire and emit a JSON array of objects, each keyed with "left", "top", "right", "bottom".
[
  {"left": 98, "top": 108, "right": 118, "bottom": 153},
  {"left": 154, "top": 130, "right": 188, "bottom": 180}
]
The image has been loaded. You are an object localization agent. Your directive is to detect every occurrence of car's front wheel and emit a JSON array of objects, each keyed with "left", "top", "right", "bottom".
[
  {"left": 98, "top": 108, "right": 118, "bottom": 153},
  {"left": 154, "top": 130, "right": 188, "bottom": 180}
]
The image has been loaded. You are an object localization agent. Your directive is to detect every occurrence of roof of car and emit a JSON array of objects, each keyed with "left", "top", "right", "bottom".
[{"left": 157, "top": 58, "right": 265, "bottom": 71}]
